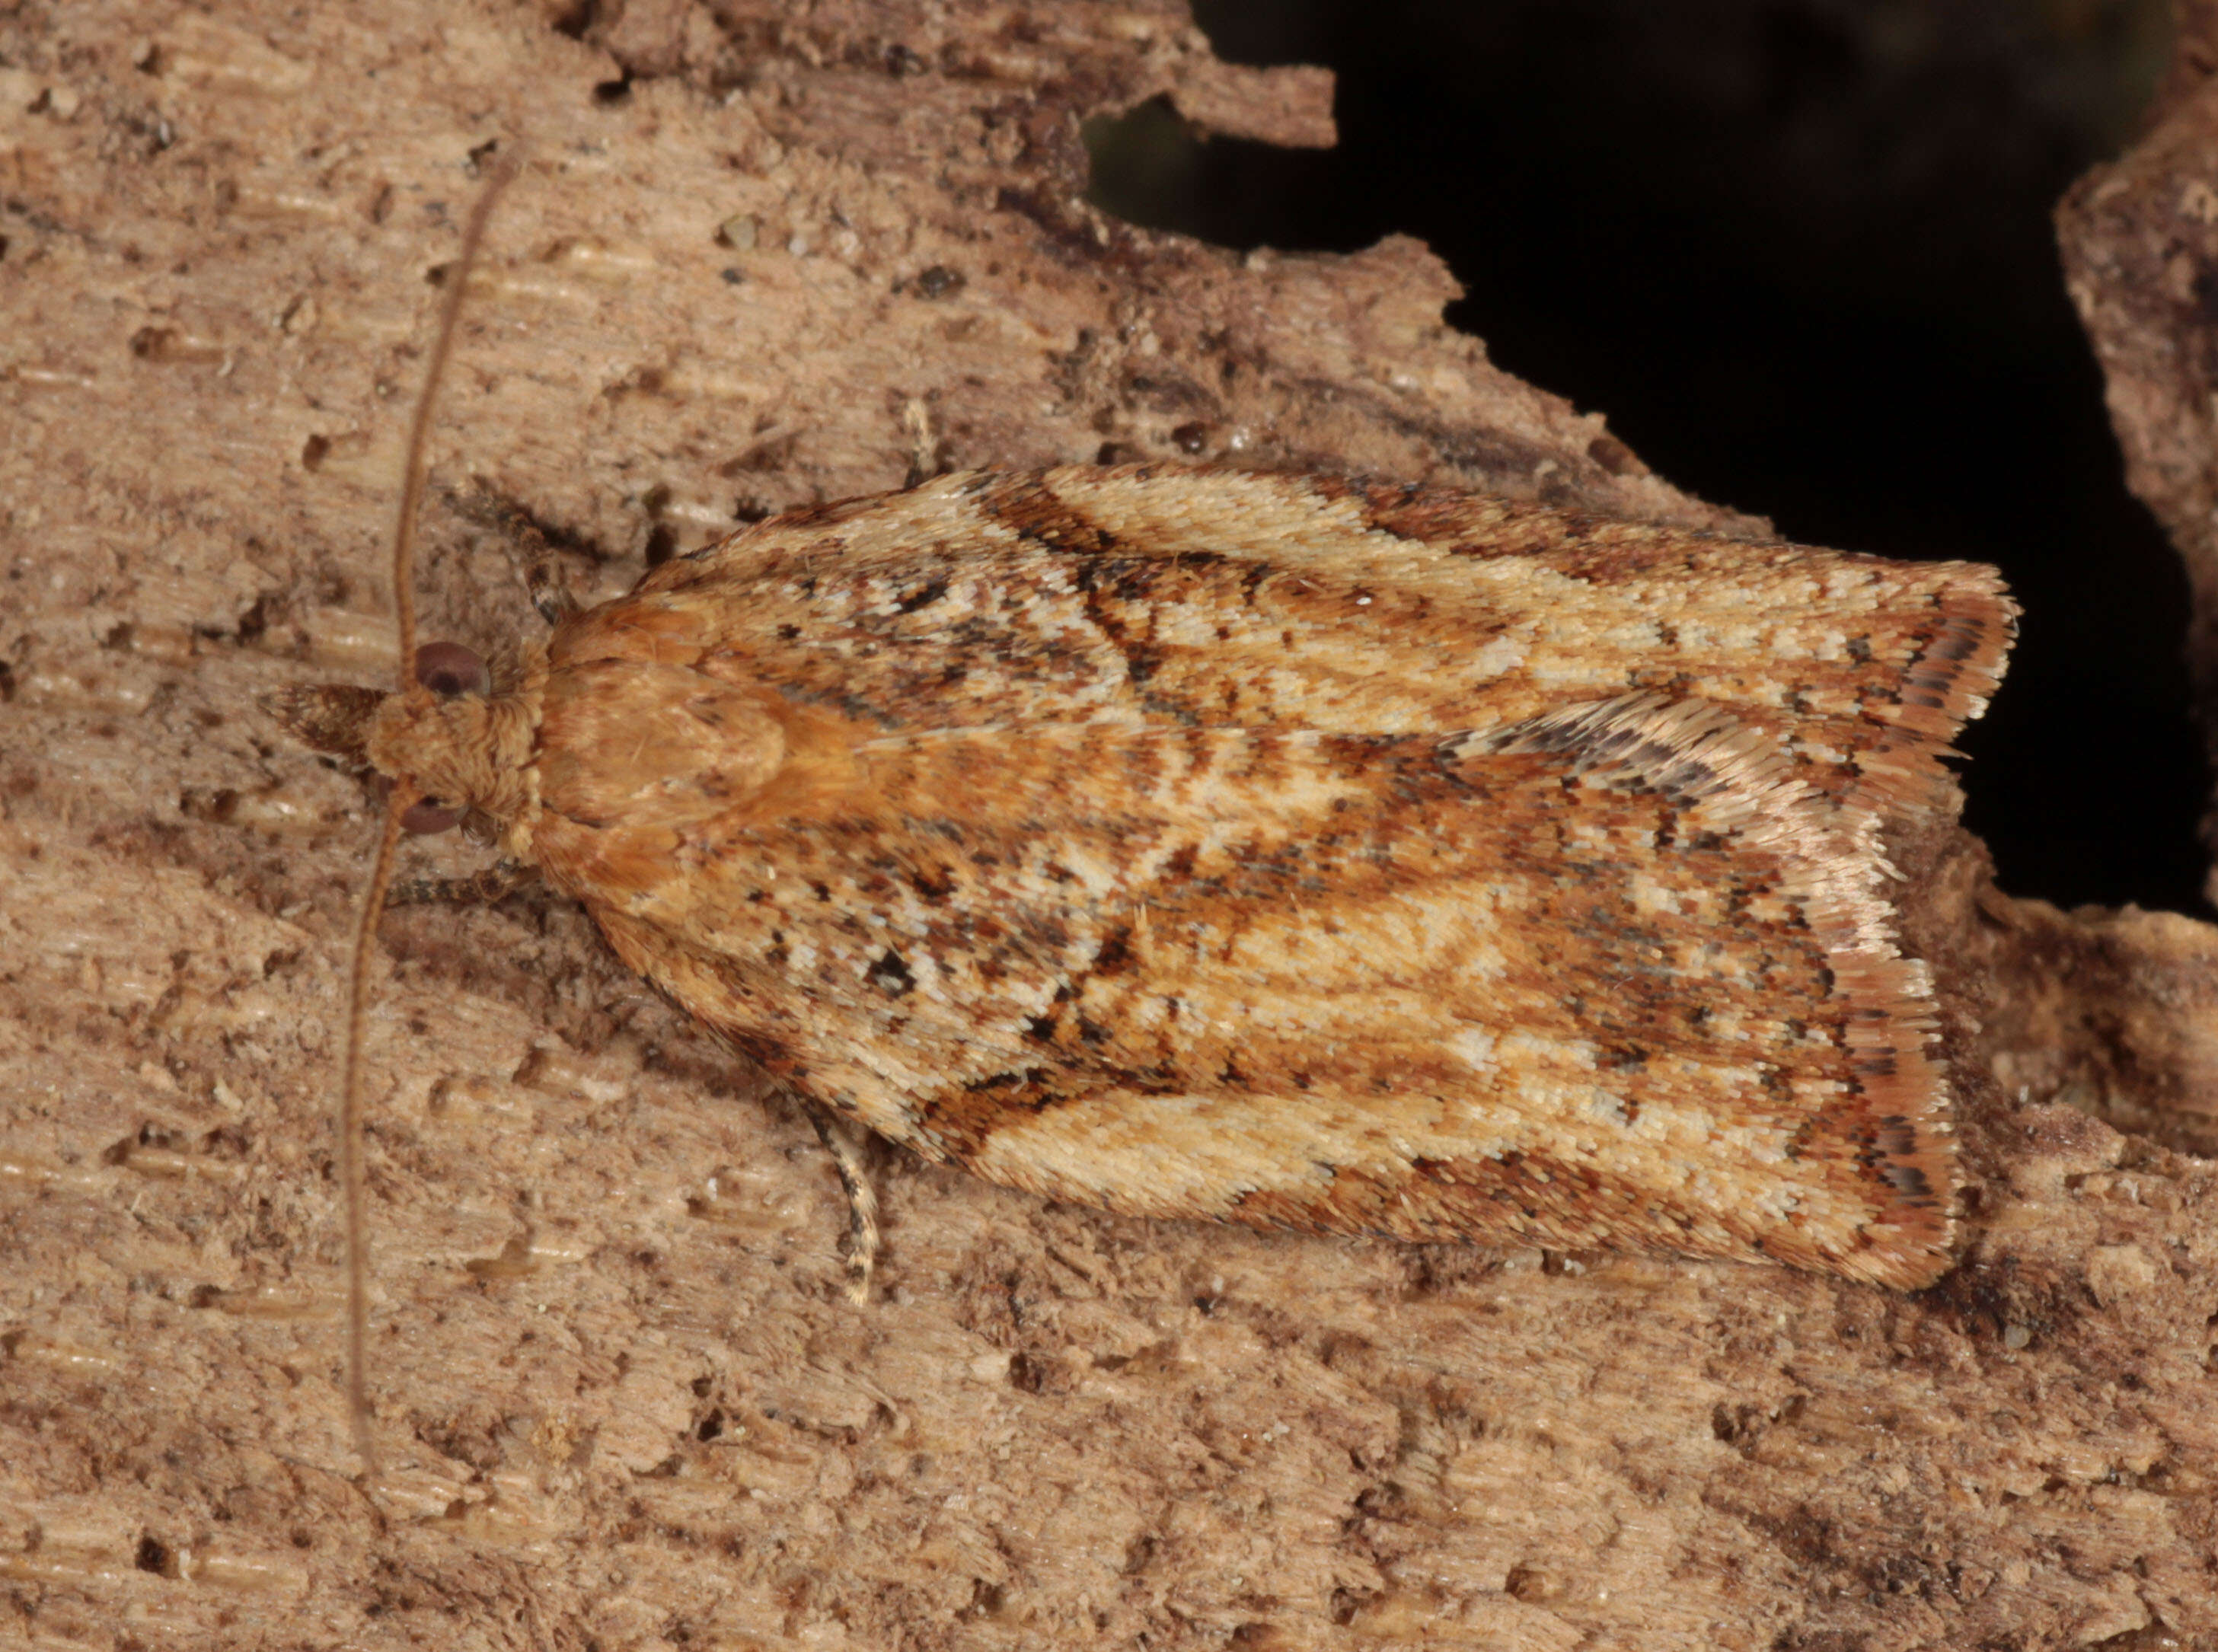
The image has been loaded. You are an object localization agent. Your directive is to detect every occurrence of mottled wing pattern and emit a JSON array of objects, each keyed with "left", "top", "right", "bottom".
[{"left": 526, "top": 466, "right": 2013, "bottom": 1287}]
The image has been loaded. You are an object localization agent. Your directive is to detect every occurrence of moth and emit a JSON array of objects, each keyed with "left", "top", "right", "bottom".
[{"left": 275, "top": 174, "right": 2015, "bottom": 1453}]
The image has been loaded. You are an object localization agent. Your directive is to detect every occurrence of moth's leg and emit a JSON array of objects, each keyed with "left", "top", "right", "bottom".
[
  {"left": 900, "top": 396, "right": 943, "bottom": 490},
  {"left": 388, "top": 859, "right": 540, "bottom": 908},
  {"left": 804, "top": 1102, "right": 879, "bottom": 1304},
  {"left": 455, "top": 488, "right": 580, "bottom": 627},
  {"left": 521, "top": 543, "right": 580, "bottom": 629}
]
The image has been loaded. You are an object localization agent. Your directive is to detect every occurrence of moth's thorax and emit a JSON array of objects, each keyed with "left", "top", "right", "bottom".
[
  {"left": 535, "top": 645, "right": 814, "bottom": 837},
  {"left": 364, "top": 640, "right": 547, "bottom": 847}
]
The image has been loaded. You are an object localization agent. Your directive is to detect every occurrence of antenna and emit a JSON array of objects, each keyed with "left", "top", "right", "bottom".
[{"left": 340, "top": 149, "right": 518, "bottom": 1472}]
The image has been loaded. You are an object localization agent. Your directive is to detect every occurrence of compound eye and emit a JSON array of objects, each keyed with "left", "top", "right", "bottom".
[
  {"left": 401, "top": 798, "right": 464, "bottom": 835},
  {"left": 413, "top": 639, "right": 490, "bottom": 699}
]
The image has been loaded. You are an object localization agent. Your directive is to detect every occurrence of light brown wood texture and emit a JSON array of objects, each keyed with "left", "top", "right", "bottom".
[
  {"left": 2063, "top": 0, "right": 2218, "bottom": 891},
  {"left": 5, "top": 2, "right": 2217, "bottom": 1647}
]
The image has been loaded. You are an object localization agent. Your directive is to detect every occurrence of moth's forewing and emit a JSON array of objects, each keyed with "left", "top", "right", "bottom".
[{"left": 515, "top": 467, "right": 2012, "bottom": 1288}]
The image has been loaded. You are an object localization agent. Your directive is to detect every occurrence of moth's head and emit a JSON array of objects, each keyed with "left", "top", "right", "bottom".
[{"left": 271, "top": 637, "right": 544, "bottom": 844}]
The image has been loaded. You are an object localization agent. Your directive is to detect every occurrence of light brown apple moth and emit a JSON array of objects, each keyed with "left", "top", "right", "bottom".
[
  {"left": 273, "top": 173, "right": 2014, "bottom": 1462},
  {"left": 283, "top": 461, "right": 2012, "bottom": 1301}
]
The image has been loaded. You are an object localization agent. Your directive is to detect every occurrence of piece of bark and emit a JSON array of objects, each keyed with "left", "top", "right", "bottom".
[
  {"left": 3, "top": 2, "right": 2216, "bottom": 1648},
  {"left": 2060, "top": 11, "right": 2218, "bottom": 879}
]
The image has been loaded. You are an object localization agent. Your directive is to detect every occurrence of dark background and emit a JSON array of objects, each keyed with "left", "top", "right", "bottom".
[{"left": 1089, "top": 0, "right": 2203, "bottom": 913}]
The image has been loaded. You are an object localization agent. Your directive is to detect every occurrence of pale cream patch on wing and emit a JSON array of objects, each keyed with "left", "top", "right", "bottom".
[
  {"left": 962, "top": 1075, "right": 1878, "bottom": 1240},
  {"left": 1048, "top": 467, "right": 1381, "bottom": 559}
]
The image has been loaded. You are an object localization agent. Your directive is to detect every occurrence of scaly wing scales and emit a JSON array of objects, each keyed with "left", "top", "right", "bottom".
[{"left": 524, "top": 466, "right": 2012, "bottom": 1287}]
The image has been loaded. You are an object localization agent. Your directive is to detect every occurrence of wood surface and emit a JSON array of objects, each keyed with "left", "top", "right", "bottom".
[{"left": 5, "top": 2, "right": 2216, "bottom": 1647}]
